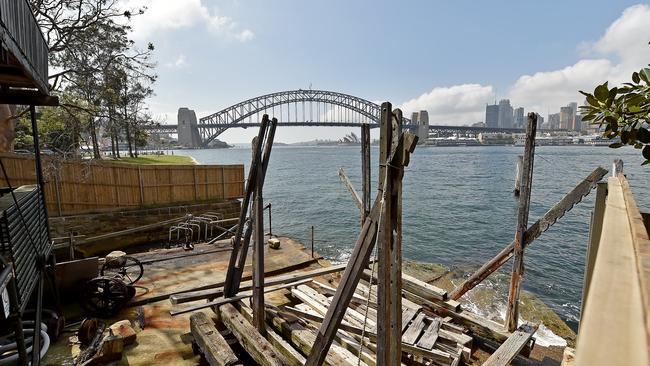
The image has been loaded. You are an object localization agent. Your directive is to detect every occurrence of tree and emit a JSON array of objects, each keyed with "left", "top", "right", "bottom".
[
  {"left": 16, "top": 0, "right": 157, "bottom": 159},
  {"left": 580, "top": 60, "right": 650, "bottom": 164}
]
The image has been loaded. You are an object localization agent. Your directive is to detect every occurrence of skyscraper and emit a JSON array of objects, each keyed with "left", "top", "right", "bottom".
[
  {"left": 535, "top": 113, "right": 544, "bottom": 130},
  {"left": 485, "top": 103, "right": 499, "bottom": 128},
  {"left": 514, "top": 107, "right": 525, "bottom": 128},
  {"left": 548, "top": 113, "right": 560, "bottom": 130},
  {"left": 498, "top": 99, "right": 514, "bottom": 128},
  {"left": 560, "top": 106, "right": 573, "bottom": 130}
]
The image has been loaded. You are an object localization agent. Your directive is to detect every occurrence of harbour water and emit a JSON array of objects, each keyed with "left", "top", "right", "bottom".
[{"left": 175, "top": 145, "right": 650, "bottom": 330}]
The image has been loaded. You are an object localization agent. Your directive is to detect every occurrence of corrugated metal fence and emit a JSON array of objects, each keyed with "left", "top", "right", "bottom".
[{"left": 0, "top": 153, "right": 244, "bottom": 216}]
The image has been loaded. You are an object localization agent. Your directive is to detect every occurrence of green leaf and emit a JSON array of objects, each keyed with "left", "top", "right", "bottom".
[
  {"left": 594, "top": 83, "right": 609, "bottom": 101},
  {"left": 609, "top": 142, "right": 624, "bottom": 148},
  {"left": 632, "top": 72, "right": 641, "bottom": 84},
  {"left": 642, "top": 160, "right": 650, "bottom": 166},
  {"left": 586, "top": 95, "right": 600, "bottom": 107},
  {"left": 644, "top": 145, "right": 650, "bottom": 160},
  {"left": 629, "top": 105, "right": 642, "bottom": 113},
  {"left": 641, "top": 68, "right": 650, "bottom": 83}
]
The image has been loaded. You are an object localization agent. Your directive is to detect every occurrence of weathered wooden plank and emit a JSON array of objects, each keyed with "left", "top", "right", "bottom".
[
  {"left": 401, "top": 308, "right": 418, "bottom": 332},
  {"left": 267, "top": 308, "right": 365, "bottom": 366},
  {"left": 417, "top": 318, "right": 441, "bottom": 350},
  {"left": 224, "top": 117, "right": 268, "bottom": 296},
  {"left": 402, "top": 312, "right": 426, "bottom": 345},
  {"left": 218, "top": 303, "right": 286, "bottom": 366},
  {"left": 190, "top": 312, "right": 240, "bottom": 366},
  {"left": 170, "top": 279, "right": 310, "bottom": 316},
  {"left": 483, "top": 323, "right": 538, "bottom": 366},
  {"left": 231, "top": 118, "right": 278, "bottom": 294},
  {"left": 237, "top": 302, "right": 306, "bottom": 366},
  {"left": 171, "top": 262, "right": 348, "bottom": 305},
  {"left": 575, "top": 176, "right": 650, "bottom": 366},
  {"left": 338, "top": 168, "right": 364, "bottom": 212},
  {"left": 402, "top": 273, "right": 447, "bottom": 301},
  {"left": 304, "top": 209, "right": 379, "bottom": 366},
  {"left": 506, "top": 114, "right": 537, "bottom": 331},
  {"left": 279, "top": 307, "right": 454, "bottom": 364},
  {"left": 361, "top": 124, "right": 371, "bottom": 224},
  {"left": 450, "top": 166, "right": 608, "bottom": 300},
  {"left": 252, "top": 134, "right": 266, "bottom": 333}
]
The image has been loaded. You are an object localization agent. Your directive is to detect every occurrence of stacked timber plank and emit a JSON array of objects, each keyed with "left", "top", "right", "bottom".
[{"left": 283, "top": 280, "right": 471, "bottom": 366}]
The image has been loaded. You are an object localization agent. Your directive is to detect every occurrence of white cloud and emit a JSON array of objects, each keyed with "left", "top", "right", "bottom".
[
  {"left": 166, "top": 54, "right": 188, "bottom": 68},
  {"left": 124, "top": 0, "right": 254, "bottom": 42},
  {"left": 507, "top": 4, "right": 650, "bottom": 114},
  {"left": 399, "top": 84, "right": 494, "bottom": 125},
  {"left": 402, "top": 4, "right": 650, "bottom": 124}
]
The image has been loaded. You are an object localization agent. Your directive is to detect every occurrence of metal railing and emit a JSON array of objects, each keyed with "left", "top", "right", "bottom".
[{"left": 0, "top": 0, "right": 49, "bottom": 90}]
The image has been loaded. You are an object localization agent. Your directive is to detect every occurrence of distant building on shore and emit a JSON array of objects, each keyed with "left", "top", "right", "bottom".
[
  {"left": 514, "top": 107, "right": 525, "bottom": 128},
  {"left": 485, "top": 103, "right": 499, "bottom": 128},
  {"left": 498, "top": 99, "right": 514, "bottom": 128}
]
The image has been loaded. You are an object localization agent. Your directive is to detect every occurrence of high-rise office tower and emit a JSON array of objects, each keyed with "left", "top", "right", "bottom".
[
  {"left": 498, "top": 99, "right": 514, "bottom": 128},
  {"left": 485, "top": 103, "right": 499, "bottom": 128}
]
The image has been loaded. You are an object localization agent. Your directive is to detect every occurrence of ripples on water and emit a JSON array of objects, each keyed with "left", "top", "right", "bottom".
[{"left": 176, "top": 145, "right": 650, "bottom": 329}]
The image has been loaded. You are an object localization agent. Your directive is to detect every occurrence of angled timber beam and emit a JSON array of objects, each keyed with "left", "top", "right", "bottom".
[
  {"left": 450, "top": 166, "right": 609, "bottom": 300},
  {"left": 338, "top": 167, "right": 363, "bottom": 213}
]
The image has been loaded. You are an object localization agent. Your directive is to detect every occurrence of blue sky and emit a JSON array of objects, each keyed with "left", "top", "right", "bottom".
[{"left": 124, "top": 0, "right": 650, "bottom": 142}]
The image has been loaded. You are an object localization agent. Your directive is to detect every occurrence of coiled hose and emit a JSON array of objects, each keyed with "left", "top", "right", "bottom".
[{"left": 0, "top": 322, "right": 51, "bottom": 365}]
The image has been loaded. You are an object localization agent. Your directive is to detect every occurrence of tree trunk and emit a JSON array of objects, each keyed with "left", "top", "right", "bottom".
[
  {"left": 0, "top": 105, "right": 17, "bottom": 152},
  {"left": 89, "top": 118, "right": 101, "bottom": 159},
  {"left": 125, "top": 122, "right": 133, "bottom": 158}
]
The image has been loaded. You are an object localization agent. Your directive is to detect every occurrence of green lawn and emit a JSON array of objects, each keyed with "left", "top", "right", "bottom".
[{"left": 109, "top": 155, "right": 197, "bottom": 165}]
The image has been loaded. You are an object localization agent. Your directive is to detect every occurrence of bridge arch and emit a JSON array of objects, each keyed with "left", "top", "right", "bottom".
[{"left": 198, "top": 89, "right": 408, "bottom": 146}]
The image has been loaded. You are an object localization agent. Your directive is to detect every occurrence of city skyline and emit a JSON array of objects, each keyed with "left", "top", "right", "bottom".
[{"left": 124, "top": 1, "right": 650, "bottom": 142}]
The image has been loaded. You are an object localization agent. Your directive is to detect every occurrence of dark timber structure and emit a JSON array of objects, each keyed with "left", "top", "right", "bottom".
[{"left": 0, "top": 1, "right": 58, "bottom": 364}]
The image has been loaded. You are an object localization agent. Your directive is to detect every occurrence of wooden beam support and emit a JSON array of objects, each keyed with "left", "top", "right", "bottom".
[
  {"left": 483, "top": 323, "right": 538, "bottom": 366},
  {"left": 449, "top": 166, "right": 608, "bottom": 300},
  {"left": 506, "top": 113, "right": 537, "bottom": 331},
  {"left": 252, "top": 126, "right": 266, "bottom": 333},
  {"left": 377, "top": 106, "right": 405, "bottom": 365},
  {"left": 224, "top": 116, "right": 269, "bottom": 296},
  {"left": 218, "top": 303, "right": 287, "bottom": 366},
  {"left": 170, "top": 279, "right": 310, "bottom": 316},
  {"left": 338, "top": 167, "right": 364, "bottom": 213},
  {"left": 190, "top": 312, "right": 240, "bottom": 366},
  {"left": 231, "top": 118, "right": 278, "bottom": 294},
  {"left": 171, "top": 262, "right": 350, "bottom": 305},
  {"left": 361, "top": 124, "right": 371, "bottom": 224}
]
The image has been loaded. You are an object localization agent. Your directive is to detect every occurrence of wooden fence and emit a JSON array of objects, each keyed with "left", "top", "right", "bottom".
[{"left": 0, "top": 153, "right": 244, "bottom": 216}]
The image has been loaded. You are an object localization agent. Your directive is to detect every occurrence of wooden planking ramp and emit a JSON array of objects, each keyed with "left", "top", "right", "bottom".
[
  {"left": 218, "top": 303, "right": 289, "bottom": 366},
  {"left": 190, "top": 312, "right": 240, "bottom": 366},
  {"left": 483, "top": 323, "right": 538, "bottom": 366}
]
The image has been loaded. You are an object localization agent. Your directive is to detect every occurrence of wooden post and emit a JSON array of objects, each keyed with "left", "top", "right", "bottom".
[
  {"left": 305, "top": 103, "right": 417, "bottom": 366},
  {"left": 361, "top": 124, "right": 371, "bottom": 224},
  {"left": 223, "top": 116, "right": 269, "bottom": 297},
  {"left": 376, "top": 107, "right": 403, "bottom": 366},
  {"left": 229, "top": 118, "right": 277, "bottom": 294},
  {"left": 613, "top": 159, "right": 624, "bottom": 176},
  {"left": 505, "top": 113, "right": 537, "bottom": 331},
  {"left": 514, "top": 155, "right": 523, "bottom": 197},
  {"left": 449, "top": 167, "right": 608, "bottom": 300},
  {"left": 252, "top": 136, "right": 265, "bottom": 334},
  {"left": 581, "top": 180, "right": 607, "bottom": 317}
]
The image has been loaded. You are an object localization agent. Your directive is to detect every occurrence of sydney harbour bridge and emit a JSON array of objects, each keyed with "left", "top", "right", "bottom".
[{"left": 145, "top": 89, "right": 525, "bottom": 148}]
